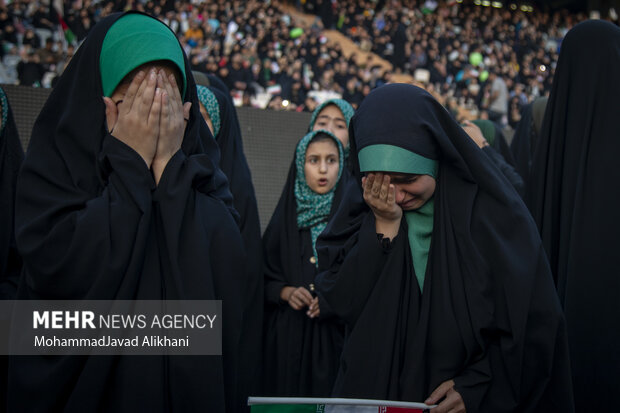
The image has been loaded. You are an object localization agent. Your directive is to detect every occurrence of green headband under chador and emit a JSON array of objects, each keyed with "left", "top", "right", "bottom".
[
  {"left": 358, "top": 144, "right": 438, "bottom": 178},
  {"left": 100, "top": 13, "right": 187, "bottom": 98}
]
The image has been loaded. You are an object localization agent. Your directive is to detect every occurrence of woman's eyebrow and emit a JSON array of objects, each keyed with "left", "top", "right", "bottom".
[{"left": 317, "top": 114, "right": 345, "bottom": 122}]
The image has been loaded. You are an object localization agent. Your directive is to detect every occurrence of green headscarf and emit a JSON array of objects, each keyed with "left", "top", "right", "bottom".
[
  {"left": 196, "top": 85, "right": 221, "bottom": 137},
  {"left": 295, "top": 130, "right": 344, "bottom": 266},
  {"left": 308, "top": 99, "right": 355, "bottom": 159},
  {"left": 359, "top": 144, "right": 437, "bottom": 291},
  {"left": 100, "top": 13, "right": 187, "bottom": 98},
  {"left": 472, "top": 119, "right": 496, "bottom": 146}
]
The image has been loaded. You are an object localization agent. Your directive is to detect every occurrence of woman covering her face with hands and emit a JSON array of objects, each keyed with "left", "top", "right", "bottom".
[
  {"left": 10, "top": 12, "right": 245, "bottom": 413},
  {"left": 314, "top": 84, "right": 573, "bottom": 412}
]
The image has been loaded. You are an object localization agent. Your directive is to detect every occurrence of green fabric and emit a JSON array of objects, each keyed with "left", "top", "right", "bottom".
[
  {"left": 360, "top": 144, "right": 436, "bottom": 292},
  {"left": 100, "top": 13, "right": 187, "bottom": 98},
  {"left": 405, "top": 198, "right": 434, "bottom": 291},
  {"left": 472, "top": 119, "right": 496, "bottom": 146},
  {"left": 196, "top": 85, "right": 221, "bottom": 137},
  {"left": 358, "top": 144, "right": 438, "bottom": 178},
  {"left": 295, "top": 130, "right": 344, "bottom": 266}
]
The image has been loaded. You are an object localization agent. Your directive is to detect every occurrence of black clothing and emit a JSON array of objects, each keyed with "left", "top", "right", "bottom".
[
  {"left": 262, "top": 155, "right": 348, "bottom": 398},
  {"left": 482, "top": 146, "right": 524, "bottom": 196},
  {"left": 0, "top": 88, "right": 22, "bottom": 299},
  {"left": 9, "top": 12, "right": 245, "bottom": 412},
  {"left": 315, "top": 84, "right": 573, "bottom": 412},
  {"left": 205, "top": 78, "right": 264, "bottom": 412},
  {"left": 526, "top": 20, "right": 620, "bottom": 412},
  {"left": 0, "top": 88, "right": 23, "bottom": 413},
  {"left": 510, "top": 97, "right": 547, "bottom": 184}
]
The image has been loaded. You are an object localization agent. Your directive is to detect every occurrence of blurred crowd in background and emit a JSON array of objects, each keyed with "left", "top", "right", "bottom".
[{"left": 1, "top": 0, "right": 617, "bottom": 128}]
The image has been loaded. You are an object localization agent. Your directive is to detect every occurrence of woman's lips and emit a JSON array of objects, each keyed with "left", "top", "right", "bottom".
[
  {"left": 318, "top": 178, "right": 328, "bottom": 186},
  {"left": 399, "top": 197, "right": 416, "bottom": 208}
]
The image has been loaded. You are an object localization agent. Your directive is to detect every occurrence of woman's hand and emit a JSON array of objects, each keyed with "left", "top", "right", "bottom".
[
  {"left": 307, "top": 297, "right": 320, "bottom": 318},
  {"left": 151, "top": 71, "right": 191, "bottom": 185},
  {"left": 362, "top": 172, "right": 402, "bottom": 240},
  {"left": 103, "top": 69, "right": 161, "bottom": 168},
  {"left": 280, "top": 286, "right": 314, "bottom": 311},
  {"left": 425, "top": 380, "right": 466, "bottom": 413}
]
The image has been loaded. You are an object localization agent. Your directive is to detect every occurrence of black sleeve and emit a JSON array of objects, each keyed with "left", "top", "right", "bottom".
[
  {"left": 315, "top": 213, "right": 400, "bottom": 327},
  {"left": 483, "top": 145, "right": 524, "bottom": 197}
]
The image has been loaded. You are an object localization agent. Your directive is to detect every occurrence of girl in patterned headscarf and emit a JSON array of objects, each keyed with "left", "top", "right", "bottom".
[
  {"left": 308, "top": 98, "right": 354, "bottom": 159},
  {"left": 262, "top": 129, "right": 347, "bottom": 397}
]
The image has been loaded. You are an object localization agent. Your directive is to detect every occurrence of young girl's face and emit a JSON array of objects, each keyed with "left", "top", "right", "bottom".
[
  {"left": 312, "top": 105, "right": 349, "bottom": 148},
  {"left": 387, "top": 173, "right": 436, "bottom": 210},
  {"left": 304, "top": 139, "right": 340, "bottom": 194}
]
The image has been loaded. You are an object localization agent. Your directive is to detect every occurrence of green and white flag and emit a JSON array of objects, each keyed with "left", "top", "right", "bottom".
[{"left": 248, "top": 397, "right": 433, "bottom": 413}]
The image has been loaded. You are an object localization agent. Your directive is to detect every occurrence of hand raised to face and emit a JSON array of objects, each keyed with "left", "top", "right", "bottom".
[
  {"left": 362, "top": 172, "right": 403, "bottom": 240},
  {"left": 362, "top": 172, "right": 403, "bottom": 222},
  {"left": 151, "top": 70, "right": 191, "bottom": 185},
  {"left": 103, "top": 68, "right": 162, "bottom": 168}
]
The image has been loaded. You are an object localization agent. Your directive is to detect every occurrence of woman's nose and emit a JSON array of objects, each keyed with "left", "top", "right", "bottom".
[{"left": 319, "top": 161, "right": 328, "bottom": 172}]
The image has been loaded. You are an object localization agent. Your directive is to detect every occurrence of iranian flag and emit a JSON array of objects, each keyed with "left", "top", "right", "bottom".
[
  {"left": 48, "top": 0, "right": 75, "bottom": 44},
  {"left": 248, "top": 397, "right": 434, "bottom": 413}
]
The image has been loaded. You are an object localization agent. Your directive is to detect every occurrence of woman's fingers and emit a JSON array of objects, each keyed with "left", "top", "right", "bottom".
[
  {"left": 121, "top": 70, "right": 145, "bottom": 113},
  {"left": 379, "top": 174, "right": 390, "bottom": 200},
  {"left": 387, "top": 184, "right": 395, "bottom": 206},
  {"left": 371, "top": 172, "right": 383, "bottom": 197},
  {"left": 297, "top": 287, "right": 313, "bottom": 305},
  {"left": 168, "top": 72, "right": 183, "bottom": 112},
  {"left": 148, "top": 87, "right": 163, "bottom": 128},
  {"left": 137, "top": 69, "right": 158, "bottom": 119},
  {"left": 426, "top": 380, "right": 455, "bottom": 405}
]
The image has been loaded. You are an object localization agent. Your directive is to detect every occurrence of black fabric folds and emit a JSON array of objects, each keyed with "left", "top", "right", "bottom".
[
  {"left": 9, "top": 12, "right": 245, "bottom": 412},
  {"left": 315, "top": 84, "right": 573, "bottom": 412},
  {"left": 206, "top": 81, "right": 263, "bottom": 410},
  {"left": 261, "top": 149, "right": 348, "bottom": 397},
  {"left": 526, "top": 20, "right": 620, "bottom": 412},
  {"left": 0, "top": 87, "right": 23, "bottom": 300},
  {"left": 0, "top": 87, "right": 23, "bottom": 413},
  {"left": 510, "top": 97, "right": 547, "bottom": 184}
]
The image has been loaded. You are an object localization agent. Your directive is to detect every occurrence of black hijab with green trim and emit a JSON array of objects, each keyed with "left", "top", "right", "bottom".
[
  {"left": 11, "top": 12, "right": 245, "bottom": 412},
  {"left": 315, "top": 84, "right": 573, "bottom": 411}
]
